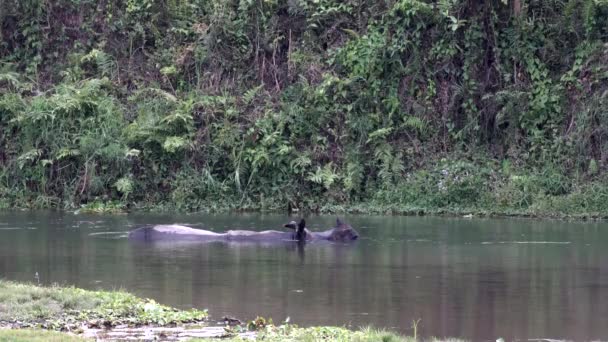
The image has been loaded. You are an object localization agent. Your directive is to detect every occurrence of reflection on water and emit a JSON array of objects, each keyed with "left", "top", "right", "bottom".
[{"left": 1, "top": 210, "right": 607, "bottom": 340}]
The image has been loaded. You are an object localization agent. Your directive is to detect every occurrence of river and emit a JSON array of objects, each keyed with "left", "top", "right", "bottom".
[{"left": 0, "top": 210, "right": 607, "bottom": 340}]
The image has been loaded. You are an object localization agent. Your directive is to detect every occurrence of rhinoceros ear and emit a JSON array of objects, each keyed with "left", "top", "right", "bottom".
[
  {"left": 298, "top": 219, "right": 306, "bottom": 230},
  {"left": 284, "top": 221, "right": 297, "bottom": 229},
  {"left": 336, "top": 217, "right": 343, "bottom": 226}
]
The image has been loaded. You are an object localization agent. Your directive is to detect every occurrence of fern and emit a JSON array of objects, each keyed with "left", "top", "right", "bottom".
[
  {"left": 343, "top": 158, "right": 364, "bottom": 193},
  {"left": 163, "top": 136, "right": 189, "bottom": 153},
  {"left": 80, "top": 49, "right": 118, "bottom": 78},
  {"left": 308, "top": 163, "right": 341, "bottom": 189},
  {"left": 374, "top": 144, "right": 404, "bottom": 187},
  {"left": 129, "top": 88, "right": 177, "bottom": 102},
  {"left": 367, "top": 127, "right": 393, "bottom": 143},
  {"left": 243, "top": 85, "right": 263, "bottom": 105},
  {"left": 55, "top": 148, "right": 81, "bottom": 160},
  {"left": 125, "top": 149, "right": 141, "bottom": 158},
  {"left": 0, "top": 72, "right": 22, "bottom": 91},
  {"left": 401, "top": 116, "right": 427, "bottom": 135},
  {"left": 290, "top": 154, "right": 312, "bottom": 173},
  {"left": 17, "top": 149, "right": 42, "bottom": 169},
  {"left": 114, "top": 177, "right": 134, "bottom": 199},
  {"left": 161, "top": 111, "right": 194, "bottom": 127}
]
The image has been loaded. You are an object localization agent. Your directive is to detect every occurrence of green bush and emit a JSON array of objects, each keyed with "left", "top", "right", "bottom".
[{"left": 2, "top": 0, "right": 608, "bottom": 216}]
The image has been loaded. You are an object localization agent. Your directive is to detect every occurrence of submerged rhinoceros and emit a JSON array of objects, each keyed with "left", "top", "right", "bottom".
[{"left": 128, "top": 218, "right": 358, "bottom": 243}]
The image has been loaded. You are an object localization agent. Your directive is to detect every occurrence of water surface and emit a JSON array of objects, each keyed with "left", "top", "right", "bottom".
[{"left": 0, "top": 210, "right": 607, "bottom": 340}]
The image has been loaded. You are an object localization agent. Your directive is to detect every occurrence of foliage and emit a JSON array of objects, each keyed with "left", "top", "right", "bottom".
[
  {"left": 78, "top": 200, "right": 127, "bottom": 214},
  {"left": 3, "top": 0, "right": 608, "bottom": 216},
  {"left": 0, "top": 280, "right": 208, "bottom": 331}
]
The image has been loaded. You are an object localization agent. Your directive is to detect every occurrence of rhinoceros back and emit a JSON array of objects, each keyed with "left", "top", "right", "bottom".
[{"left": 128, "top": 224, "right": 224, "bottom": 241}]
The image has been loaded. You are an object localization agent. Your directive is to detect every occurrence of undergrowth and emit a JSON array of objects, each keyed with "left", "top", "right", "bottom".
[{"left": 2, "top": 0, "right": 608, "bottom": 216}]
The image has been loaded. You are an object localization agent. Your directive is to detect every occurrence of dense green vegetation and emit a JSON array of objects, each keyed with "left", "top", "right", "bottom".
[{"left": 2, "top": 0, "right": 608, "bottom": 215}]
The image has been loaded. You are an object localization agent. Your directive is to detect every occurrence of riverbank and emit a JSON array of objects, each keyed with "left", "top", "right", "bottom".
[
  {"left": 0, "top": 280, "right": 209, "bottom": 339},
  {"left": 0, "top": 281, "right": 453, "bottom": 341},
  {"left": 4, "top": 1, "right": 608, "bottom": 223},
  {"left": 0, "top": 327, "right": 434, "bottom": 342},
  {"left": 4, "top": 156, "right": 608, "bottom": 220}
]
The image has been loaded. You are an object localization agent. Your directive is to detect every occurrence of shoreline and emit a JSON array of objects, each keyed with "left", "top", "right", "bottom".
[
  {"left": 0, "top": 281, "right": 448, "bottom": 341},
  {"left": 4, "top": 204, "right": 608, "bottom": 222}
]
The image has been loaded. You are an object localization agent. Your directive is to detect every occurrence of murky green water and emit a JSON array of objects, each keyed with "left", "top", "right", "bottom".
[{"left": 1, "top": 210, "right": 607, "bottom": 340}]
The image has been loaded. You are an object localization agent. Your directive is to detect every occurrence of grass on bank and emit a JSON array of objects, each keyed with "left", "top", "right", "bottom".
[
  {"left": 0, "top": 329, "right": 89, "bottom": 342},
  {"left": 193, "top": 326, "right": 463, "bottom": 342},
  {"left": 0, "top": 280, "right": 207, "bottom": 330},
  {"left": 0, "top": 328, "right": 462, "bottom": 342},
  {"left": 0, "top": 328, "right": 459, "bottom": 342}
]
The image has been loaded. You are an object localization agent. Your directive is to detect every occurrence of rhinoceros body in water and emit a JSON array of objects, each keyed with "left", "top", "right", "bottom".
[{"left": 128, "top": 219, "right": 358, "bottom": 243}]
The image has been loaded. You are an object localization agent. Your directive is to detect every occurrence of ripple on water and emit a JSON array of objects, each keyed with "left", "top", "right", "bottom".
[
  {"left": 88, "top": 232, "right": 129, "bottom": 239},
  {"left": 480, "top": 241, "right": 571, "bottom": 245},
  {"left": 89, "top": 225, "right": 107, "bottom": 229},
  {"left": 0, "top": 227, "right": 37, "bottom": 230}
]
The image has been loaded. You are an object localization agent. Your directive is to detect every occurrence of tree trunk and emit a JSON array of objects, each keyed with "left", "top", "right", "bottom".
[{"left": 513, "top": 0, "right": 522, "bottom": 16}]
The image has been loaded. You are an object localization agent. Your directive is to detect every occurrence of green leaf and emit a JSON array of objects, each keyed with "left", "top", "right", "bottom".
[{"left": 162, "top": 136, "right": 188, "bottom": 153}]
